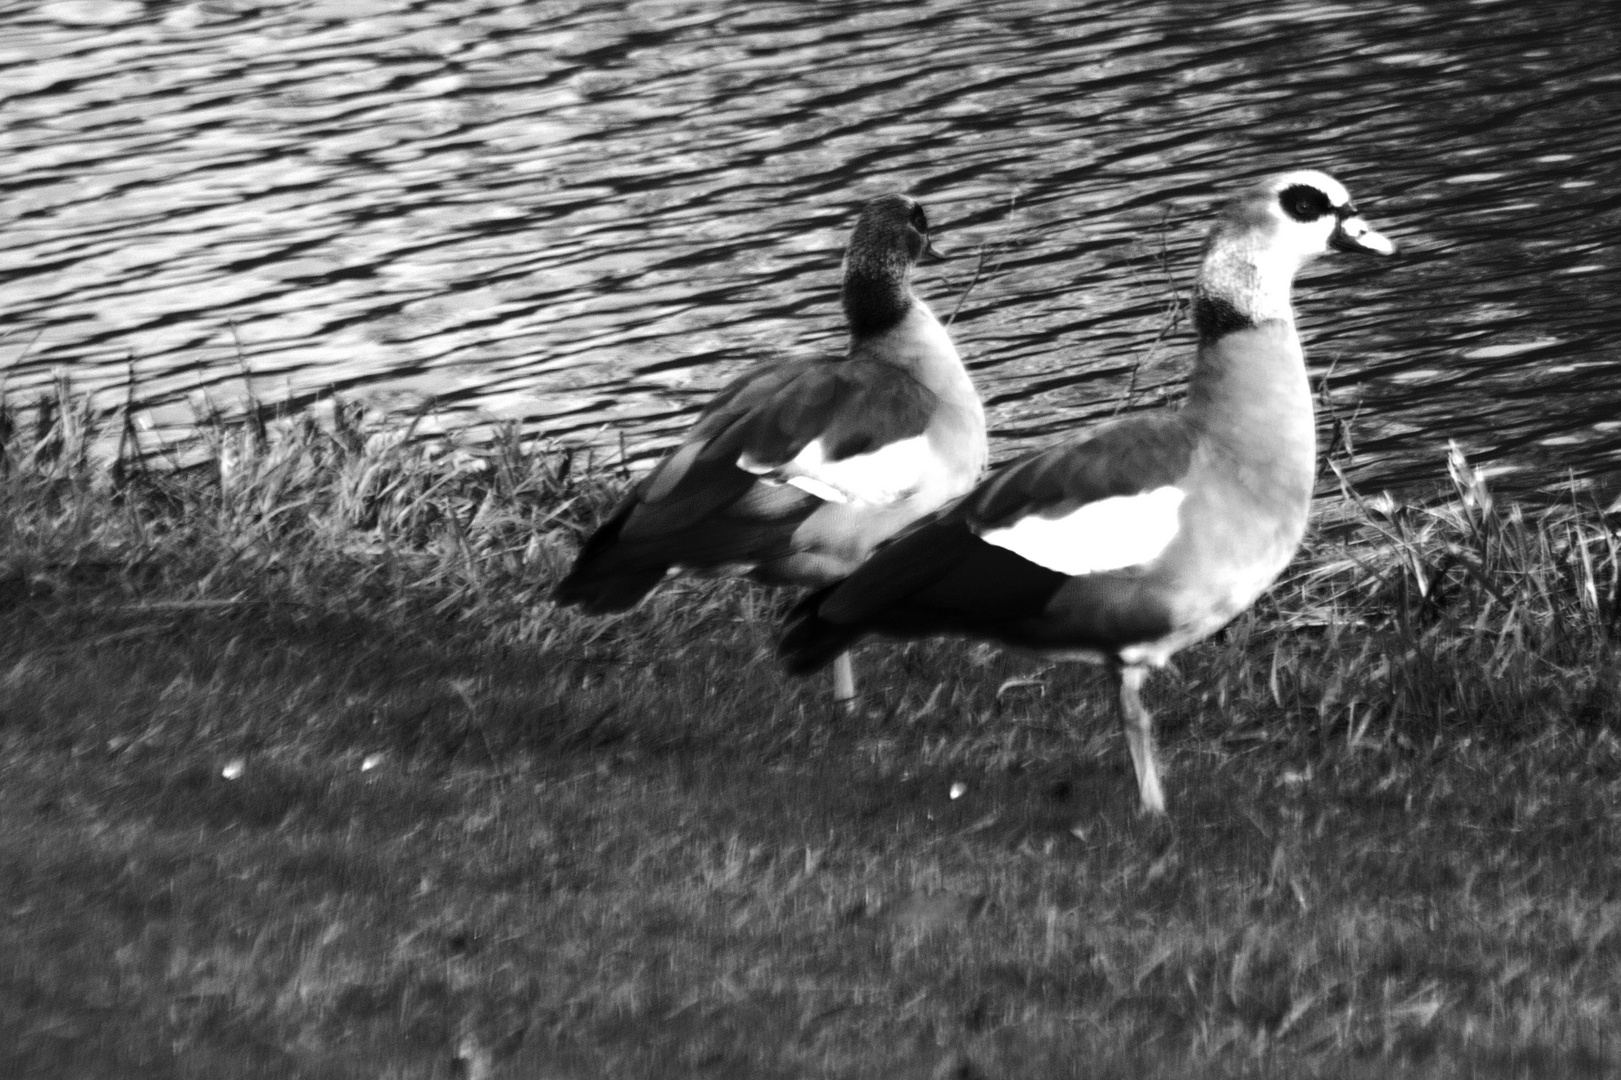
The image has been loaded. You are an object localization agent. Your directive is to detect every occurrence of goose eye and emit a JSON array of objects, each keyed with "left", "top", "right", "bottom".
[
  {"left": 909, "top": 205, "right": 929, "bottom": 235},
  {"left": 1278, "top": 183, "right": 1334, "bottom": 223}
]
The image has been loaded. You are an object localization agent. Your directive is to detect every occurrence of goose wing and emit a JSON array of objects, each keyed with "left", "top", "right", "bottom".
[{"left": 781, "top": 414, "right": 1196, "bottom": 668}]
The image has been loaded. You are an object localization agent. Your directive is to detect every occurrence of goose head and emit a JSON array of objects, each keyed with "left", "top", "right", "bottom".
[
  {"left": 842, "top": 194, "right": 943, "bottom": 336},
  {"left": 1197, "top": 169, "right": 1396, "bottom": 331}
]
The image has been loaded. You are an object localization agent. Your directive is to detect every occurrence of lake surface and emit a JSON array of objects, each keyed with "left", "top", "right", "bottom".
[{"left": 2, "top": 0, "right": 1619, "bottom": 496}]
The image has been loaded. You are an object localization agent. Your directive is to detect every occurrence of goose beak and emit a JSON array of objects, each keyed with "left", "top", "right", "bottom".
[
  {"left": 1330, "top": 214, "right": 1397, "bottom": 256},
  {"left": 921, "top": 237, "right": 949, "bottom": 263}
]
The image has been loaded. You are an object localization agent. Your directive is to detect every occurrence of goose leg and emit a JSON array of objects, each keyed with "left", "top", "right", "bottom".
[
  {"left": 1115, "top": 662, "right": 1166, "bottom": 814},
  {"left": 831, "top": 651, "right": 857, "bottom": 711}
]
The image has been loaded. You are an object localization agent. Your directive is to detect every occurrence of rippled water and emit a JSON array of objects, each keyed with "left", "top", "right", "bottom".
[{"left": 2, "top": 0, "right": 1619, "bottom": 494}]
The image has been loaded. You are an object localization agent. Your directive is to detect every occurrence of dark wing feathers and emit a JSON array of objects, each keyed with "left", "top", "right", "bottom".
[
  {"left": 970, "top": 414, "right": 1195, "bottom": 526},
  {"left": 777, "top": 585, "right": 861, "bottom": 675},
  {"left": 735, "top": 360, "right": 936, "bottom": 468},
  {"left": 821, "top": 367, "right": 936, "bottom": 459},
  {"left": 550, "top": 497, "right": 667, "bottom": 614},
  {"left": 553, "top": 443, "right": 814, "bottom": 612},
  {"left": 811, "top": 507, "right": 1064, "bottom": 625},
  {"left": 814, "top": 512, "right": 984, "bottom": 621},
  {"left": 781, "top": 501, "right": 1069, "bottom": 668},
  {"left": 555, "top": 357, "right": 935, "bottom": 612},
  {"left": 778, "top": 508, "right": 1073, "bottom": 674},
  {"left": 777, "top": 414, "right": 1192, "bottom": 669}
]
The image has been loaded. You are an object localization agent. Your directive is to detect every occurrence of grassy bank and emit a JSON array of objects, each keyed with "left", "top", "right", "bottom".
[{"left": 3, "top": 389, "right": 1620, "bottom": 1078}]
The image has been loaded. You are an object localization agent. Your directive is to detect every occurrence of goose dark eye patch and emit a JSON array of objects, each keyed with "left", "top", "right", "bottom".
[{"left": 1278, "top": 183, "right": 1334, "bottom": 222}]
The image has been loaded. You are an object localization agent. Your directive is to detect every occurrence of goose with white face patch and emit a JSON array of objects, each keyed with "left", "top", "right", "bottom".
[
  {"left": 553, "top": 194, "right": 987, "bottom": 705},
  {"left": 779, "top": 170, "right": 1397, "bottom": 814}
]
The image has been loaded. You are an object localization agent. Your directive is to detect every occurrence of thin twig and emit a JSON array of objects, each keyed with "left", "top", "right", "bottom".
[{"left": 946, "top": 245, "right": 990, "bottom": 328}]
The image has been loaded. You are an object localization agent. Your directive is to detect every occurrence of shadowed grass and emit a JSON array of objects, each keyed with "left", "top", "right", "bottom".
[{"left": 2, "top": 387, "right": 1619, "bottom": 1078}]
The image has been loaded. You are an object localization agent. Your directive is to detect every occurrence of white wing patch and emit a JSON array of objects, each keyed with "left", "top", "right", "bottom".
[
  {"left": 739, "top": 435, "right": 931, "bottom": 507},
  {"left": 980, "top": 486, "right": 1185, "bottom": 575},
  {"left": 785, "top": 473, "right": 849, "bottom": 504}
]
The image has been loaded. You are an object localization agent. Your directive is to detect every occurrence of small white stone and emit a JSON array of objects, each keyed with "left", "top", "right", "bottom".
[
  {"left": 361, "top": 753, "right": 384, "bottom": 772},
  {"left": 949, "top": 782, "right": 967, "bottom": 800},
  {"left": 221, "top": 759, "right": 245, "bottom": 780}
]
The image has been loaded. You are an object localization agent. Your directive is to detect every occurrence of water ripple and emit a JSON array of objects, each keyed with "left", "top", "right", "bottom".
[{"left": 0, "top": 0, "right": 1617, "bottom": 497}]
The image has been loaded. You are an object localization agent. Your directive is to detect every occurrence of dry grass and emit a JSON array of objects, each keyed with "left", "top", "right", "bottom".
[{"left": 2, "top": 388, "right": 1619, "bottom": 1078}]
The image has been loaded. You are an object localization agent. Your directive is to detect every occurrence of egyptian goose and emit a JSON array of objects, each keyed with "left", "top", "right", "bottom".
[
  {"left": 778, "top": 170, "right": 1396, "bottom": 812},
  {"left": 554, "top": 194, "right": 987, "bottom": 703}
]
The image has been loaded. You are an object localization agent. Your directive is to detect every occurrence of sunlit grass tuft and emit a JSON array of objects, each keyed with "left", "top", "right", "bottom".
[{"left": 1212, "top": 442, "right": 1621, "bottom": 757}]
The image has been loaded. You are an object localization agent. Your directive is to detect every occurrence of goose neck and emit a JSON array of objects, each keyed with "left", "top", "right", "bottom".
[
  {"left": 1192, "top": 239, "right": 1300, "bottom": 341},
  {"left": 843, "top": 250, "right": 915, "bottom": 338}
]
